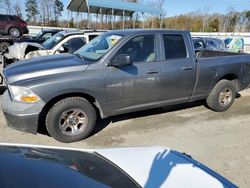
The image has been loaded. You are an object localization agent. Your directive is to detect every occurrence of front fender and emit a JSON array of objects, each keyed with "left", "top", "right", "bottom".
[{"left": 44, "top": 88, "right": 107, "bottom": 119}]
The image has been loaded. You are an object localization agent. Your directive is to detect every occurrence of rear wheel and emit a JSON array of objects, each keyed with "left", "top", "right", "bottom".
[
  {"left": 46, "top": 97, "right": 97, "bottom": 143},
  {"left": 0, "top": 42, "right": 10, "bottom": 52},
  {"left": 206, "top": 79, "right": 236, "bottom": 112},
  {"left": 8, "top": 27, "right": 21, "bottom": 37}
]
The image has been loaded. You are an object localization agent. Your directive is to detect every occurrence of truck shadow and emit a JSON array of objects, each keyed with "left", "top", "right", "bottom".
[
  {"left": 92, "top": 100, "right": 206, "bottom": 136},
  {"left": 93, "top": 92, "right": 242, "bottom": 135},
  {"left": 37, "top": 100, "right": 206, "bottom": 137}
]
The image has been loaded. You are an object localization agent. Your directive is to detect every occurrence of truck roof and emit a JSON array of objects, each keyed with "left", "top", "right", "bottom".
[{"left": 106, "top": 29, "right": 190, "bottom": 36}]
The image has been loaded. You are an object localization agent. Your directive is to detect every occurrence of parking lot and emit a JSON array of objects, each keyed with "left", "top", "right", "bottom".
[{"left": 0, "top": 88, "right": 249, "bottom": 187}]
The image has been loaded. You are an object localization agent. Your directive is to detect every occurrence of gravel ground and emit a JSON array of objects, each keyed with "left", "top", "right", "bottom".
[{"left": 0, "top": 89, "right": 250, "bottom": 187}]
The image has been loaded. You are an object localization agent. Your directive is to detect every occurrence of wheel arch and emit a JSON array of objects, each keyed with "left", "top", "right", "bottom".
[
  {"left": 7, "top": 26, "right": 21, "bottom": 35},
  {"left": 210, "top": 73, "right": 240, "bottom": 92},
  {"left": 218, "top": 74, "right": 240, "bottom": 91},
  {"left": 38, "top": 92, "right": 106, "bottom": 132}
]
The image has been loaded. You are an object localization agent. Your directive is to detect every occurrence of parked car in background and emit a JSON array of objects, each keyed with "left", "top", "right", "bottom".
[
  {"left": 3, "top": 30, "right": 104, "bottom": 66},
  {"left": 0, "top": 143, "right": 238, "bottom": 188},
  {"left": 0, "top": 14, "right": 28, "bottom": 37},
  {"left": 0, "top": 29, "right": 61, "bottom": 53},
  {"left": 16, "top": 29, "right": 62, "bottom": 44},
  {"left": 225, "top": 37, "right": 244, "bottom": 53},
  {"left": 2, "top": 29, "right": 250, "bottom": 142},
  {"left": 193, "top": 37, "right": 226, "bottom": 51}
]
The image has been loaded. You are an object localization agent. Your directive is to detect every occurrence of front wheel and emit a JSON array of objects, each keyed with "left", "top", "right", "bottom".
[
  {"left": 46, "top": 97, "right": 97, "bottom": 143},
  {"left": 206, "top": 79, "right": 236, "bottom": 112}
]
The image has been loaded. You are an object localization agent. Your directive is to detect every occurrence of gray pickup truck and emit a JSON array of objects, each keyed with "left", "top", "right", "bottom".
[{"left": 2, "top": 29, "right": 250, "bottom": 142}]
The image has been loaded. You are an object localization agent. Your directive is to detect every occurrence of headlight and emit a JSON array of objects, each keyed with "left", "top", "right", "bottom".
[{"left": 8, "top": 85, "right": 40, "bottom": 103}]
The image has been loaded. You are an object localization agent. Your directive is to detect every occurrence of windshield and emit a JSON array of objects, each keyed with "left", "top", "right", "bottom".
[
  {"left": 74, "top": 33, "right": 123, "bottom": 61},
  {"left": 42, "top": 32, "right": 64, "bottom": 49},
  {"left": 224, "top": 38, "right": 233, "bottom": 45},
  {"left": 34, "top": 31, "right": 43, "bottom": 39}
]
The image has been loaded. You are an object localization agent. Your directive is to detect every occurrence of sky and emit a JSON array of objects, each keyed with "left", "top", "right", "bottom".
[
  {"left": 163, "top": 0, "right": 250, "bottom": 16},
  {"left": 16, "top": 0, "right": 250, "bottom": 20}
]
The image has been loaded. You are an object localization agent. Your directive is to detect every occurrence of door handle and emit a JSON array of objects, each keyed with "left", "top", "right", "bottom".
[
  {"left": 147, "top": 70, "right": 159, "bottom": 74},
  {"left": 182, "top": 67, "right": 193, "bottom": 70}
]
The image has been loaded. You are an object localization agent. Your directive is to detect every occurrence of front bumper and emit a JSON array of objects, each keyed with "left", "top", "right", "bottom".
[{"left": 1, "top": 91, "right": 45, "bottom": 134}]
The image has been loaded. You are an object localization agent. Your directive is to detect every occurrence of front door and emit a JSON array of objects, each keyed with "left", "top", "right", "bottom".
[{"left": 105, "top": 34, "right": 165, "bottom": 115}]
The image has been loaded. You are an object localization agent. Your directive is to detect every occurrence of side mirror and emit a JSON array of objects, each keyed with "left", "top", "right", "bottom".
[
  {"left": 110, "top": 54, "right": 132, "bottom": 67},
  {"left": 57, "top": 46, "right": 65, "bottom": 52}
]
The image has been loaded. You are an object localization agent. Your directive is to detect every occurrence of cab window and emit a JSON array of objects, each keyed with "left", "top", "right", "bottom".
[
  {"left": 163, "top": 34, "right": 187, "bottom": 60},
  {"left": 116, "top": 35, "right": 156, "bottom": 63}
]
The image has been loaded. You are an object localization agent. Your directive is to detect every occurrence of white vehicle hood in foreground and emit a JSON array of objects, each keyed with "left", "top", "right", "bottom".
[
  {"left": 97, "top": 147, "right": 225, "bottom": 188},
  {"left": 0, "top": 143, "right": 235, "bottom": 188},
  {"left": 5, "top": 42, "right": 44, "bottom": 60}
]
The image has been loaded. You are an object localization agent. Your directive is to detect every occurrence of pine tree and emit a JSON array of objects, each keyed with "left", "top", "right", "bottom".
[
  {"left": 4, "top": 0, "right": 12, "bottom": 14},
  {"left": 13, "top": 1, "right": 23, "bottom": 18},
  {"left": 25, "top": 0, "right": 38, "bottom": 22},
  {"left": 53, "top": 0, "right": 64, "bottom": 25}
]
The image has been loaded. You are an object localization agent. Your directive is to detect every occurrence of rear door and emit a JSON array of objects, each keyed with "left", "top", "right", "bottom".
[
  {"left": 0, "top": 15, "right": 6, "bottom": 33},
  {"left": 159, "top": 33, "right": 196, "bottom": 102}
]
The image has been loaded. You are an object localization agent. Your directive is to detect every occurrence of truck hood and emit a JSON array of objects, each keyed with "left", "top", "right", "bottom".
[
  {"left": 5, "top": 42, "right": 44, "bottom": 60},
  {"left": 4, "top": 53, "right": 90, "bottom": 84}
]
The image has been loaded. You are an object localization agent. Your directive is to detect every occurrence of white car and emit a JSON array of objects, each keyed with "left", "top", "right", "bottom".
[
  {"left": 0, "top": 143, "right": 237, "bottom": 188},
  {"left": 4, "top": 30, "right": 105, "bottom": 63}
]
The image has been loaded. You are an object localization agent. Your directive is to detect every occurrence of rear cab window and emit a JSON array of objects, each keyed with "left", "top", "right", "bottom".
[{"left": 162, "top": 34, "right": 187, "bottom": 60}]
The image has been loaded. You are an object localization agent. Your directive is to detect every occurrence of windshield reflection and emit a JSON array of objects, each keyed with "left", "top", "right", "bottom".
[
  {"left": 74, "top": 33, "right": 123, "bottom": 61},
  {"left": 34, "top": 31, "right": 43, "bottom": 39},
  {"left": 42, "top": 32, "right": 64, "bottom": 49}
]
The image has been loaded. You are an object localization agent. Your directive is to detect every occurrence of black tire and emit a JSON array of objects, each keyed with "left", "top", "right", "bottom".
[
  {"left": 206, "top": 79, "right": 236, "bottom": 112},
  {"left": 46, "top": 97, "right": 97, "bottom": 143},
  {"left": 0, "top": 42, "right": 10, "bottom": 52},
  {"left": 8, "top": 27, "right": 21, "bottom": 37}
]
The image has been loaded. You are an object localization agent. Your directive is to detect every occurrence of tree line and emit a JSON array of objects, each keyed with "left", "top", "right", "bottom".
[
  {"left": 163, "top": 9, "right": 250, "bottom": 32},
  {"left": 0, "top": 0, "right": 249, "bottom": 32}
]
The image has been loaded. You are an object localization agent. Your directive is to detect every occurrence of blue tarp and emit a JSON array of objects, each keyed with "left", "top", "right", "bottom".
[{"left": 67, "top": 0, "right": 162, "bottom": 16}]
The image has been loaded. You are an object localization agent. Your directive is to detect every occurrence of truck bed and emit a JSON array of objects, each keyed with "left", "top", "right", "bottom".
[
  {"left": 196, "top": 50, "right": 244, "bottom": 58},
  {"left": 192, "top": 51, "right": 250, "bottom": 101}
]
